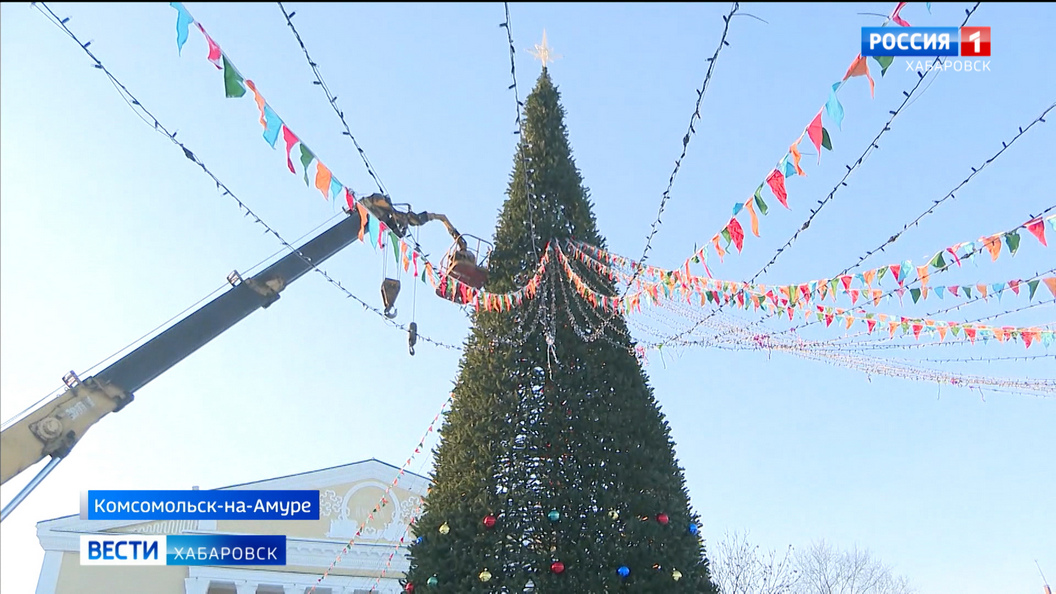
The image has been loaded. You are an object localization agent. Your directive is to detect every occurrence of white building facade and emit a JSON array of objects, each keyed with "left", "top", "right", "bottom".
[{"left": 35, "top": 459, "right": 429, "bottom": 594}]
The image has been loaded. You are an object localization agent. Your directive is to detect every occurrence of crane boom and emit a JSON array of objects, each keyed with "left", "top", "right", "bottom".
[{"left": 0, "top": 208, "right": 363, "bottom": 502}]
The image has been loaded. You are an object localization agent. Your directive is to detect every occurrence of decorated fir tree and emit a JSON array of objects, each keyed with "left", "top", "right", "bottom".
[{"left": 403, "top": 67, "right": 715, "bottom": 593}]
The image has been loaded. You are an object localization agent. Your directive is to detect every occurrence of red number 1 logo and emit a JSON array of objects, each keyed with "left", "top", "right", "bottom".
[{"left": 961, "top": 26, "right": 991, "bottom": 57}]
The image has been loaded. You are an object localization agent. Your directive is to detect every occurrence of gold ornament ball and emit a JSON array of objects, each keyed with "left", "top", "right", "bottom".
[
  {"left": 672, "top": 569, "right": 683, "bottom": 581},
  {"left": 438, "top": 522, "right": 450, "bottom": 535},
  {"left": 479, "top": 569, "right": 492, "bottom": 582},
  {"left": 608, "top": 510, "right": 619, "bottom": 520}
]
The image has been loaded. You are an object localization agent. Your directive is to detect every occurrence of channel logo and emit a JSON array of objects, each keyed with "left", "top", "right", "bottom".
[
  {"left": 861, "top": 27, "right": 990, "bottom": 57},
  {"left": 80, "top": 534, "right": 286, "bottom": 566}
]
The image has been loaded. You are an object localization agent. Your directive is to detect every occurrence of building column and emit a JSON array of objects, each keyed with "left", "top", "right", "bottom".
[
  {"left": 282, "top": 585, "right": 303, "bottom": 594},
  {"left": 234, "top": 581, "right": 258, "bottom": 594}
]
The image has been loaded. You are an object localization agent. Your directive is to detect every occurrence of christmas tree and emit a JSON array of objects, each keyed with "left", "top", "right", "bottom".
[{"left": 403, "top": 67, "right": 715, "bottom": 593}]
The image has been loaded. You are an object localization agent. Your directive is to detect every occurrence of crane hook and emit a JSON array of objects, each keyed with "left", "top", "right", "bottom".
[{"left": 408, "top": 322, "right": 418, "bottom": 356}]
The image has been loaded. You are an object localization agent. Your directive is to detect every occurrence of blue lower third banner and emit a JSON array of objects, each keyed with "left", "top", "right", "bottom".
[
  {"left": 80, "top": 534, "right": 286, "bottom": 566},
  {"left": 82, "top": 490, "right": 319, "bottom": 520}
]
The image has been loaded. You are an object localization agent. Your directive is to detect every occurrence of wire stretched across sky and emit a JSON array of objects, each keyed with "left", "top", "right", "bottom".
[{"left": 34, "top": 1, "right": 458, "bottom": 351}]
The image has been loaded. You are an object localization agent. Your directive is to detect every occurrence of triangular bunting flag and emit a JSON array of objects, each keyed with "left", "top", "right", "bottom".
[
  {"left": 842, "top": 54, "right": 875, "bottom": 97},
  {"left": 171, "top": 2, "right": 193, "bottom": 54},
  {"left": 1025, "top": 217, "right": 1048, "bottom": 246},
  {"left": 222, "top": 54, "right": 246, "bottom": 98},
  {"left": 825, "top": 82, "right": 844, "bottom": 130},
  {"left": 765, "top": 169, "right": 788, "bottom": 208},
  {"left": 871, "top": 54, "right": 894, "bottom": 76},
  {"left": 195, "top": 23, "right": 223, "bottom": 69},
  {"left": 806, "top": 110, "right": 824, "bottom": 161}
]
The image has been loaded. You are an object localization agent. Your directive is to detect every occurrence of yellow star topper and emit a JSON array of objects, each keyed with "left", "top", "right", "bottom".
[{"left": 529, "top": 29, "right": 561, "bottom": 69}]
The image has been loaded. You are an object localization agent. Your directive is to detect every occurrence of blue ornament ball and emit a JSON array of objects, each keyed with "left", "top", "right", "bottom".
[
  {"left": 618, "top": 566, "right": 630, "bottom": 578},
  {"left": 688, "top": 522, "right": 699, "bottom": 535},
  {"left": 547, "top": 510, "right": 561, "bottom": 522}
]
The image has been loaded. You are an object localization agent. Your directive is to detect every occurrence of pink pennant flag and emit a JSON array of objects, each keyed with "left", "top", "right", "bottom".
[
  {"left": 1025, "top": 217, "right": 1048, "bottom": 246},
  {"left": 765, "top": 169, "right": 788, "bottom": 208},
  {"left": 727, "top": 217, "right": 745, "bottom": 252},
  {"left": 282, "top": 125, "right": 299, "bottom": 174},
  {"left": 195, "top": 23, "right": 223, "bottom": 69},
  {"left": 806, "top": 110, "right": 824, "bottom": 163},
  {"left": 891, "top": 2, "right": 911, "bottom": 27}
]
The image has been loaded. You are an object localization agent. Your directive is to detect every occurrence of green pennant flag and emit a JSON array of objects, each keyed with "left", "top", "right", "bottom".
[
  {"left": 299, "top": 144, "right": 315, "bottom": 186},
  {"left": 1004, "top": 231, "right": 1021, "bottom": 256},
  {"left": 720, "top": 227, "right": 732, "bottom": 246},
  {"left": 929, "top": 252, "right": 946, "bottom": 269},
  {"left": 1028, "top": 279, "right": 1040, "bottom": 300},
  {"left": 876, "top": 266, "right": 887, "bottom": 282},
  {"left": 821, "top": 127, "right": 833, "bottom": 151},
  {"left": 871, "top": 55, "right": 894, "bottom": 76},
  {"left": 950, "top": 324, "right": 961, "bottom": 337},
  {"left": 753, "top": 184, "right": 769, "bottom": 215},
  {"left": 390, "top": 231, "right": 400, "bottom": 264},
  {"left": 910, "top": 288, "right": 921, "bottom": 303},
  {"left": 222, "top": 55, "right": 246, "bottom": 98},
  {"left": 964, "top": 286, "right": 973, "bottom": 298}
]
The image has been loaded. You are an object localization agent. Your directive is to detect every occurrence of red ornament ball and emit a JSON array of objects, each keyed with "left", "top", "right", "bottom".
[
  {"left": 657, "top": 513, "right": 670, "bottom": 525},
  {"left": 404, "top": 583, "right": 415, "bottom": 593},
  {"left": 483, "top": 515, "right": 497, "bottom": 529},
  {"left": 551, "top": 561, "right": 565, "bottom": 574}
]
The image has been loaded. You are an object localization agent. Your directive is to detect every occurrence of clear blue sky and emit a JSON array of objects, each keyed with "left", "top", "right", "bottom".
[{"left": 2, "top": 3, "right": 1053, "bottom": 593}]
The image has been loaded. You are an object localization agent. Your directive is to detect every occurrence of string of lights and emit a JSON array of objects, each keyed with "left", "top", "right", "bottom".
[
  {"left": 35, "top": 2, "right": 458, "bottom": 351},
  {"left": 547, "top": 244, "right": 1051, "bottom": 395},
  {"left": 276, "top": 2, "right": 387, "bottom": 196},
  {"left": 835, "top": 102, "right": 1055, "bottom": 277},
  {"left": 586, "top": 2, "right": 739, "bottom": 341},
  {"left": 818, "top": 297, "right": 1055, "bottom": 352},
  {"left": 699, "top": 200, "right": 1056, "bottom": 349},
  {"left": 500, "top": 2, "right": 539, "bottom": 265},
  {"left": 917, "top": 354, "right": 1055, "bottom": 364},
  {"left": 746, "top": 3, "right": 982, "bottom": 284},
  {"left": 753, "top": 211, "right": 1056, "bottom": 345},
  {"left": 308, "top": 395, "right": 452, "bottom": 593}
]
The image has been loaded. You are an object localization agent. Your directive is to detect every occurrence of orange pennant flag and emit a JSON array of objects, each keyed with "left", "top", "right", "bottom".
[
  {"left": 712, "top": 234, "right": 726, "bottom": 261},
  {"left": 1044, "top": 277, "right": 1056, "bottom": 298},
  {"left": 314, "top": 161, "right": 333, "bottom": 200},
  {"left": 789, "top": 136, "right": 806, "bottom": 176},
  {"left": 916, "top": 264, "right": 930, "bottom": 288},
  {"left": 843, "top": 54, "right": 875, "bottom": 97},
  {"left": 977, "top": 284, "right": 988, "bottom": 300},
  {"left": 862, "top": 269, "right": 876, "bottom": 287},
  {"left": 983, "top": 234, "right": 1003, "bottom": 261},
  {"left": 355, "top": 202, "right": 368, "bottom": 241},
  {"left": 245, "top": 80, "right": 267, "bottom": 128},
  {"left": 937, "top": 325, "right": 947, "bottom": 341},
  {"left": 745, "top": 198, "right": 760, "bottom": 237}
]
